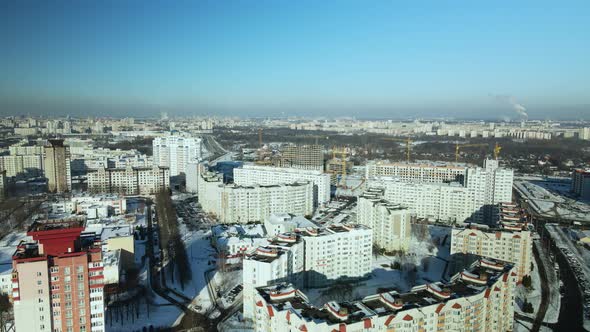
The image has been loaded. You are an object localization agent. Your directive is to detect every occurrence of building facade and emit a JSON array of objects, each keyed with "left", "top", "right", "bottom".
[
  {"left": 45, "top": 139, "right": 72, "bottom": 193},
  {"left": 451, "top": 227, "right": 533, "bottom": 281},
  {"left": 572, "top": 169, "right": 590, "bottom": 200},
  {"left": 248, "top": 259, "right": 517, "bottom": 332},
  {"left": 197, "top": 165, "right": 314, "bottom": 223},
  {"left": 279, "top": 144, "right": 323, "bottom": 171},
  {"left": 233, "top": 164, "right": 331, "bottom": 205},
  {"left": 367, "top": 159, "right": 513, "bottom": 224},
  {"left": 87, "top": 165, "right": 170, "bottom": 195},
  {"left": 152, "top": 135, "right": 203, "bottom": 177},
  {"left": 357, "top": 188, "right": 413, "bottom": 252},
  {"left": 12, "top": 218, "right": 105, "bottom": 332},
  {"left": 243, "top": 223, "right": 373, "bottom": 320}
]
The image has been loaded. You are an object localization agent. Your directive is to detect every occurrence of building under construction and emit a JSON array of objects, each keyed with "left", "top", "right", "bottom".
[{"left": 278, "top": 144, "right": 324, "bottom": 171}]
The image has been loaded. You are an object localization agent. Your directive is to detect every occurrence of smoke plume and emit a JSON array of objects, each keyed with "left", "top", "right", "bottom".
[{"left": 490, "top": 94, "right": 528, "bottom": 120}]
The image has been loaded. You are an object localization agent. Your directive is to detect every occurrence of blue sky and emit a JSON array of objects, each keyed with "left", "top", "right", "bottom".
[{"left": 1, "top": 1, "right": 589, "bottom": 119}]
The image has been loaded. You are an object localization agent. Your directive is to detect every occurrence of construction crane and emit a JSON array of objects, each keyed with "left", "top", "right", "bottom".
[
  {"left": 494, "top": 142, "right": 502, "bottom": 159},
  {"left": 331, "top": 146, "right": 348, "bottom": 187},
  {"left": 454, "top": 143, "right": 488, "bottom": 162},
  {"left": 380, "top": 137, "right": 412, "bottom": 162}
]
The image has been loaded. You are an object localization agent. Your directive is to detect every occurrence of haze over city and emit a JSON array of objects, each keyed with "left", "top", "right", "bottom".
[{"left": 1, "top": 0, "right": 589, "bottom": 119}]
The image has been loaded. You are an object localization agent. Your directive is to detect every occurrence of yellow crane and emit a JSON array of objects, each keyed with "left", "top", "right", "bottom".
[
  {"left": 454, "top": 143, "right": 488, "bottom": 162},
  {"left": 381, "top": 137, "right": 412, "bottom": 162},
  {"left": 331, "top": 146, "right": 348, "bottom": 187},
  {"left": 494, "top": 142, "right": 502, "bottom": 159}
]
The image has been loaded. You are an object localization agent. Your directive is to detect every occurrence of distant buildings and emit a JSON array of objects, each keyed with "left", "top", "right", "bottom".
[
  {"left": 450, "top": 227, "right": 533, "bottom": 281},
  {"left": 279, "top": 144, "right": 323, "bottom": 171},
  {"left": 152, "top": 135, "right": 203, "bottom": 179},
  {"left": 233, "top": 164, "right": 331, "bottom": 205},
  {"left": 45, "top": 139, "right": 72, "bottom": 193},
  {"left": 248, "top": 259, "right": 517, "bottom": 332},
  {"left": 12, "top": 218, "right": 105, "bottom": 332},
  {"left": 87, "top": 164, "right": 170, "bottom": 195},
  {"left": 572, "top": 169, "right": 590, "bottom": 200},
  {"left": 357, "top": 188, "right": 413, "bottom": 252}
]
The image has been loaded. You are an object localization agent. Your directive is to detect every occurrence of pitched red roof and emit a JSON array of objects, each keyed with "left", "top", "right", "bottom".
[
  {"left": 484, "top": 289, "right": 491, "bottom": 298},
  {"left": 286, "top": 310, "right": 291, "bottom": 322},
  {"left": 299, "top": 324, "right": 307, "bottom": 331},
  {"left": 403, "top": 314, "right": 413, "bottom": 321},
  {"left": 339, "top": 323, "right": 347, "bottom": 332},
  {"left": 267, "top": 305, "right": 274, "bottom": 317},
  {"left": 435, "top": 303, "right": 445, "bottom": 313},
  {"left": 452, "top": 303, "right": 462, "bottom": 309},
  {"left": 256, "top": 301, "right": 263, "bottom": 307},
  {"left": 364, "top": 318, "right": 372, "bottom": 329}
]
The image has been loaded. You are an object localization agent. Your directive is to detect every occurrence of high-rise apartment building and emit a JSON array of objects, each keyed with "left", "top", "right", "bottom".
[
  {"left": 249, "top": 259, "right": 516, "bottom": 332},
  {"left": 152, "top": 135, "right": 203, "bottom": 178},
  {"left": 233, "top": 164, "right": 331, "bottom": 205},
  {"left": 572, "top": 169, "right": 590, "bottom": 200},
  {"left": 87, "top": 165, "right": 170, "bottom": 195},
  {"left": 45, "top": 139, "right": 72, "bottom": 193},
  {"left": 279, "top": 144, "right": 323, "bottom": 171},
  {"left": 12, "top": 217, "right": 105, "bottom": 332},
  {"left": 450, "top": 227, "right": 532, "bottom": 281},
  {"left": 243, "top": 223, "right": 372, "bottom": 320},
  {"left": 197, "top": 165, "right": 314, "bottom": 223},
  {"left": 367, "top": 159, "right": 513, "bottom": 223},
  {"left": 357, "top": 188, "right": 413, "bottom": 252}
]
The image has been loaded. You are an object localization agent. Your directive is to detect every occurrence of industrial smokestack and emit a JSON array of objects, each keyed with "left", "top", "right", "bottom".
[{"left": 490, "top": 94, "right": 528, "bottom": 120}]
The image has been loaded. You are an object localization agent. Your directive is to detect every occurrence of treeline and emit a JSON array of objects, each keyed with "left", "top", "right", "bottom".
[{"left": 155, "top": 190, "right": 192, "bottom": 289}]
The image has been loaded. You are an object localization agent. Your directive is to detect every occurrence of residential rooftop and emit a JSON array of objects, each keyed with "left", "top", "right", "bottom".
[{"left": 257, "top": 258, "right": 514, "bottom": 325}]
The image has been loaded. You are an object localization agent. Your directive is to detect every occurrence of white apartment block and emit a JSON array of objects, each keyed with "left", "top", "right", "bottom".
[
  {"left": 219, "top": 183, "right": 314, "bottom": 224},
  {"left": 233, "top": 164, "right": 331, "bottom": 205},
  {"left": 197, "top": 165, "right": 314, "bottom": 223},
  {"left": 451, "top": 227, "right": 532, "bottom": 281},
  {"left": 302, "top": 224, "right": 372, "bottom": 286},
  {"left": 366, "top": 161, "right": 466, "bottom": 183},
  {"left": 243, "top": 223, "right": 373, "bottom": 320},
  {"left": 243, "top": 241, "right": 305, "bottom": 320},
  {"left": 51, "top": 194, "right": 127, "bottom": 217},
  {"left": 367, "top": 159, "right": 513, "bottom": 223},
  {"left": 357, "top": 188, "right": 413, "bottom": 252},
  {"left": 249, "top": 259, "right": 517, "bottom": 332},
  {"left": 87, "top": 165, "right": 170, "bottom": 195},
  {"left": 0, "top": 154, "right": 44, "bottom": 178},
  {"left": 153, "top": 135, "right": 203, "bottom": 177}
]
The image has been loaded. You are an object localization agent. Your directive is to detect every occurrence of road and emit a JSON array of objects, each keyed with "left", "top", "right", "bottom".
[
  {"left": 531, "top": 241, "right": 550, "bottom": 331},
  {"left": 145, "top": 199, "right": 216, "bottom": 331}
]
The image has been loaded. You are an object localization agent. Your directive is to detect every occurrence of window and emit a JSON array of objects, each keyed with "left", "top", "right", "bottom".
[
  {"left": 77, "top": 266, "right": 84, "bottom": 273},
  {"left": 64, "top": 267, "right": 70, "bottom": 275}
]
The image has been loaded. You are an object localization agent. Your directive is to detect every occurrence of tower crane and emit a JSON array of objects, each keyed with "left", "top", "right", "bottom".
[
  {"left": 494, "top": 142, "right": 502, "bottom": 159},
  {"left": 380, "top": 137, "right": 412, "bottom": 162}
]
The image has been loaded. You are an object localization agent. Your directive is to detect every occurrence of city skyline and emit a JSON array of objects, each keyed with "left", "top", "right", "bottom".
[{"left": 1, "top": 1, "right": 589, "bottom": 119}]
